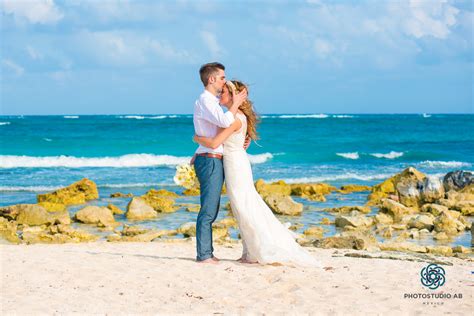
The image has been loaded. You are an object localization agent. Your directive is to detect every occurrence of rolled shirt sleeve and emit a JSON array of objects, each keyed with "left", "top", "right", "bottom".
[{"left": 200, "top": 94, "right": 235, "bottom": 128}]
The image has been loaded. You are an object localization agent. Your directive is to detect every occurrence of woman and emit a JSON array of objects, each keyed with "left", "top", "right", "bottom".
[{"left": 194, "top": 80, "right": 321, "bottom": 268}]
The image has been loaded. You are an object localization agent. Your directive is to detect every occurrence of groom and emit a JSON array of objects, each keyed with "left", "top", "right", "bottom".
[{"left": 192, "top": 62, "right": 248, "bottom": 264}]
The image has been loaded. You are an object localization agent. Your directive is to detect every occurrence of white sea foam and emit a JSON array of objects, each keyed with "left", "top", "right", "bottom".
[
  {"left": 120, "top": 115, "right": 146, "bottom": 119},
  {"left": 278, "top": 114, "right": 329, "bottom": 119},
  {"left": 64, "top": 116, "right": 79, "bottom": 119},
  {"left": 271, "top": 173, "right": 393, "bottom": 183},
  {"left": 0, "top": 154, "right": 191, "bottom": 168},
  {"left": 370, "top": 151, "right": 404, "bottom": 159},
  {"left": 101, "top": 182, "right": 172, "bottom": 188},
  {"left": 0, "top": 122, "right": 11, "bottom": 125},
  {"left": 333, "top": 115, "right": 354, "bottom": 118},
  {"left": 422, "top": 113, "right": 431, "bottom": 118},
  {"left": 336, "top": 152, "right": 360, "bottom": 160},
  {"left": 417, "top": 160, "right": 472, "bottom": 169},
  {"left": 248, "top": 153, "right": 273, "bottom": 164},
  {"left": 43, "top": 138, "right": 52, "bottom": 142},
  {"left": 0, "top": 185, "right": 61, "bottom": 192},
  {"left": 0, "top": 152, "right": 275, "bottom": 168},
  {"left": 119, "top": 115, "right": 173, "bottom": 120}
]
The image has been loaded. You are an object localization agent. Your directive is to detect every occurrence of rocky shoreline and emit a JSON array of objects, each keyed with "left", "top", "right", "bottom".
[{"left": 1, "top": 168, "right": 473, "bottom": 259}]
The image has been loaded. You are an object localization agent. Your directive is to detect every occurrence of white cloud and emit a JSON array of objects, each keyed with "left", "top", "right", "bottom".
[
  {"left": 2, "top": 59, "right": 25, "bottom": 76},
  {"left": 1, "top": 0, "right": 63, "bottom": 24},
  {"left": 73, "top": 30, "right": 194, "bottom": 67},
  {"left": 313, "top": 38, "right": 333, "bottom": 59},
  {"left": 200, "top": 31, "right": 224, "bottom": 57},
  {"left": 26, "top": 46, "right": 42, "bottom": 60},
  {"left": 397, "top": 0, "right": 460, "bottom": 39}
]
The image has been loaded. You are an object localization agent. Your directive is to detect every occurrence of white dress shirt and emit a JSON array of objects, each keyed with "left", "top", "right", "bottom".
[{"left": 193, "top": 89, "right": 235, "bottom": 154}]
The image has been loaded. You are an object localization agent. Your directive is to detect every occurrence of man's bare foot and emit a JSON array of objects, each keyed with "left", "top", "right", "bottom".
[
  {"left": 197, "top": 258, "right": 218, "bottom": 264},
  {"left": 212, "top": 256, "right": 220, "bottom": 262}
]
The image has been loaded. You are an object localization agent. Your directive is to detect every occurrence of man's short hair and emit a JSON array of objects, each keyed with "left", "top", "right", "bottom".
[{"left": 199, "top": 62, "right": 225, "bottom": 86}]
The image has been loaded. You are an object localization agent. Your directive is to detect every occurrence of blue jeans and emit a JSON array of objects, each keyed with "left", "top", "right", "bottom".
[{"left": 194, "top": 156, "right": 224, "bottom": 261}]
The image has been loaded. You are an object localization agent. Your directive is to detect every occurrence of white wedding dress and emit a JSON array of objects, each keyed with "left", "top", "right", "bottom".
[{"left": 223, "top": 113, "right": 321, "bottom": 268}]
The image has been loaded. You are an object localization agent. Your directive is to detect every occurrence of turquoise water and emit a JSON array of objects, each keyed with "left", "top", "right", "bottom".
[{"left": 0, "top": 114, "right": 473, "bottom": 246}]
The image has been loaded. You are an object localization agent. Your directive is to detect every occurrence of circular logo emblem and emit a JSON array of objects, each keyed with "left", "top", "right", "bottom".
[{"left": 421, "top": 264, "right": 446, "bottom": 290}]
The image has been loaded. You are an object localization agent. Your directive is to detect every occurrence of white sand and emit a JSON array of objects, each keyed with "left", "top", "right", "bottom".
[{"left": 1, "top": 241, "right": 472, "bottom": 315}]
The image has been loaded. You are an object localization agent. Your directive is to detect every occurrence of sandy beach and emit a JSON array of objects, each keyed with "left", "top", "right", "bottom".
[{"left": 1, "top": 240, "right": 472, "bottom": 315}]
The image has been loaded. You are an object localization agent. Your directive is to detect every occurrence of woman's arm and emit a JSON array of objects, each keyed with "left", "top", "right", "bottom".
[{"left": 194, "top": 119, "right": 242, "bottom": 149}]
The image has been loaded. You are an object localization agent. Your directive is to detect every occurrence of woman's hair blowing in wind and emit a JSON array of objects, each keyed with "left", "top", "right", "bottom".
[{"left": 226, "top": 80, "right": 260, "bottom": 141}]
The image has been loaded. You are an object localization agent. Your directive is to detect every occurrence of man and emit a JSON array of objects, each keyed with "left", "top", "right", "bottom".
[{"left": 192, "top": 62, "right": 248, "bottom": 264}]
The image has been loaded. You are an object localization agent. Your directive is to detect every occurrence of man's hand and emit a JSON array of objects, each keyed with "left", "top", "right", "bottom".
[
  {"left": 190, "top": 154, "right": 196, "bottom": 165},
  {"left": 243, "top": 135, "right": 251, "bottom": 150}
]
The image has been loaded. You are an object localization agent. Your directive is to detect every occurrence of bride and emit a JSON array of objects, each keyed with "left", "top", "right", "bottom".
[{"left": 194, "top": 80, "right": 322, "bottom": 268}]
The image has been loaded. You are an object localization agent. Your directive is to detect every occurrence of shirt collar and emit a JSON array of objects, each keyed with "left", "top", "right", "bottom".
[{"left": 204, "top": 89, "right": 220, "bottom": 101}]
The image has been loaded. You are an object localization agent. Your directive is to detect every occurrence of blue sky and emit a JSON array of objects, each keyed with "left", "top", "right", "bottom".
[{"left": 1, "top": 0, "right": 472, "bottom": 115}]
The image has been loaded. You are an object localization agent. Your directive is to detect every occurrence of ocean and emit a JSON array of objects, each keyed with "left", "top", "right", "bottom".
[{"left": 1, "top": 114, "right": 473, "bottom": 246}]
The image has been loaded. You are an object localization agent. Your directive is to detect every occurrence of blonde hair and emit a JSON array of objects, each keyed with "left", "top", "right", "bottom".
[{"left": 226, "top": 80, "right": 260, "bottom": 140}]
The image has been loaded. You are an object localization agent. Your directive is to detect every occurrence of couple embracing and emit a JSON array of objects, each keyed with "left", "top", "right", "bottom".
[{"left": 191, "top": 62, "right": 321, "bottom": 268}]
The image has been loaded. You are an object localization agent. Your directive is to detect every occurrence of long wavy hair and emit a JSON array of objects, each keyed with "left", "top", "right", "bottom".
[{"left": 226, "top": 80, "right": 260, "bottom": 141}]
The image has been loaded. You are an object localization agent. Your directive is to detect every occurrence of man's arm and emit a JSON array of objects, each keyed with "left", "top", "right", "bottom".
[
  {"left": 200, "top": 97, "right": 235, "bottom": 128},
  {"left": 199, "top": 89, "right": 248, "bottom": 128}
]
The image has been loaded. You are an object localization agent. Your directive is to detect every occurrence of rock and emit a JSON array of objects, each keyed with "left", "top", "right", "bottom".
[
  {"left": 110, "top": 192, "right": 133, "bottom": 198},
  {"left": 0, "top": 217, "right": 20, "bottom": 243},
  {"left": 379, "top": 241, "right": 427, "bottom": 253},
  {"left": 255, "top": 179, "right": 292, "bottom": 197},
  {"left": 263, "top": 194, "right": 303, "bottom": 216},
  {"left": 37, "top": 202, "right": 66, "bottom": 212},
  {"left": 324, "top": 205, "right": 371, "bottom": 214},
  {"left": 37, "top": 178, "right": 98, "bottom": 206},
  {"left": 407, "top": 214, "right": 434, "bottom": 231},
  {"left": 379, "top": 199, "right": 416, "bottom": 222},
  {"left": 290, "top": 182, "right": 336, "bottom": 201},
  {"left": 75, "top": 206, "right": 117, "bottom": 227},
  {"left": 427, "top": 246, "right": 453, "bottom": 257},
  {"left": 143, "top": 189, "right": 179, "bottom": 199},
  {"left": 421, "top": 176, "right": 445, "bottom": 203},
  {"left": 452, "top": 246, "right": 471, "bottom": 254},
  {"left": 378, "top": 226, "right": 393, "bottom": 238},
  {"left": 443, "top": 170, "right": 474, "bottom": 191},
  {"left": 182, "top": 188, "right": 200, "bottom": 196},
  {"left": 433, "top": 211, "right": 461, "bottom": 235},
  {"left": 177, "top": 222, "right": 196, "bottom": 237},
  {"left": 320, "top": 217, "right": 332, "bottom": 225},
  {"left": 185, "top": 204, "right": 200, "bottom": 213},
  {"left": 313, "top": 236, "right": 366, "bottom": 250},
  {"left": 396, "top": 179, "right": 421, "bottom": 209},
  {"left": 3, "top": 204, "right": 70, "bottom": 226},
  {"left": 341, "top": 230, "right": 378, "bottom": 247},
  {"left": 212, "top": 224, "right": 229, "bottom": 240},
  {"left": 126, "top": 197, "right": 158, "bottom": 220},
  {"left": 374, "top": 213, "right": 394, "bottom": 225},
  {"left": 289, "top": 222, "right": 304, "bottom": 231},
  {"left": 335, "top": 215, "right": 373, "bottom": 228},
  {"left": 339, "top": 184, "right": 371, "bottom": 194},
  {"left": 367, "top": 167, "right": 426, "bottom": 206},
  {"left": 421, "top": 204, "right": 449, "bottom": 216},
  {"left": 141, "top": 190, "right": 177, "bottom": 213},
  {"left": 21, "top": 224, "right": 99, "bottom": 244},
  {"left": 216, "top": 217, "right": 238, "bottom": 228},
  {"left": 433, "top": 232, "right": 449, "bottom": 240},
  {"left": 107, "top": 204, "right": 125, "bottom": 215},
  {"left": 303, "top": 226, "right": 325, "bottom": 238}
]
